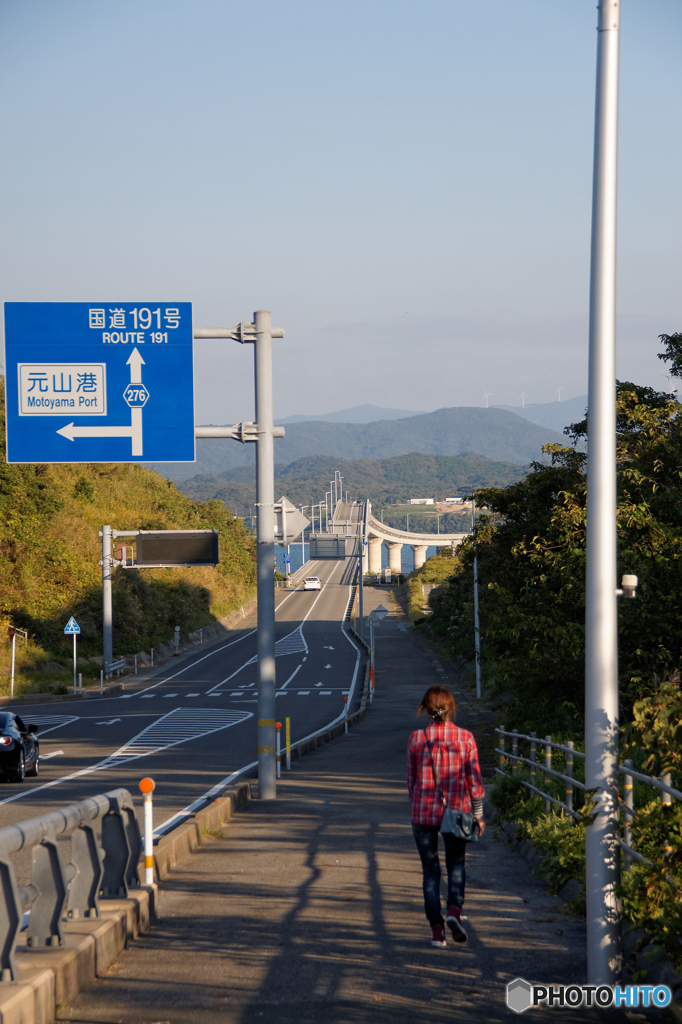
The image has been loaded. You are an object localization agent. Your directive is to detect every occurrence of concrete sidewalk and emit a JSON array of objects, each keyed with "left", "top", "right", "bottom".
[{"left": 58, "top": 597, "right": 654, "bottom": 1024}]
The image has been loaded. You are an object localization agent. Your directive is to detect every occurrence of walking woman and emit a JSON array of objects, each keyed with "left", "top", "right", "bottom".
[{"left": 407, "top": 684, "right": 485, "bottom": 948}]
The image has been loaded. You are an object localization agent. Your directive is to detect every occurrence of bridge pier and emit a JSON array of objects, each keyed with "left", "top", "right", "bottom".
[
  {"left": 386, "top": 542, "right": 403, "bottom": 574},
  {"left": 368, "top": 537, "right": 383, "bottom": 574},
  {"left": 411, "top": 545, "right": 428, "bottom": 571}
]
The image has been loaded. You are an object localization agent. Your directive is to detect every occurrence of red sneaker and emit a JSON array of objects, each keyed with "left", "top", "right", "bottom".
[
  {"left": 431, "top": 924, "right": 447, "bottom": 948},
  {"left": 446, "top": 905, "right": 468, "bottom": 943}
]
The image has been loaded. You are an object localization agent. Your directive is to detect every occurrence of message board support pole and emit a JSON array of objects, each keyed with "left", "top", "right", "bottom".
[{"left": 585, "top": 0, "right": 621, "bottom": 986}]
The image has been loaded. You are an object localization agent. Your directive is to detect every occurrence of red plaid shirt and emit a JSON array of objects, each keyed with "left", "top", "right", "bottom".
[{"left": 407, "top": 721, "right": 485, "bottom": 825}]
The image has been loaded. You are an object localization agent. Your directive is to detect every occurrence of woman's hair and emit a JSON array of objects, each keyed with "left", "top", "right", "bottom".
[{"left": 417, "top": 685, "right": 456, "bottom": 722}]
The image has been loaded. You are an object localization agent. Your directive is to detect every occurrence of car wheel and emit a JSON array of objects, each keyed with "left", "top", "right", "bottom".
[
  {"left": 11, "top": 753, "right": 25, "bottom": 784},
  {"left": 26, "top": 747, "right": 39, "bottom": 777}
]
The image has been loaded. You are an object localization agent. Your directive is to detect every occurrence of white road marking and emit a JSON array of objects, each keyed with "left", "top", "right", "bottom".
[
  {"left": 0, "top": 708, "right": 253, "bottom": 807},
  {"left": 297, "top": 691, "right": 310, "bottom": 695},
  {"left": 324, "top": 664, "right": 332, "bottom": 669},
  {"left": 163, "top": 693, "right": 178, "bottom": 698},
  {"left": 187, "top": 693, "right": 199, "bottom": 697},
  {"left": 206, "top": 567, "right": 336, "bottom": 695},
  {"left": 96, "top": 718, "right": 121, "bottom": 725},
  {"left": 278, "top": 664, "right": 302, "bottom": 691},
  {"left": 140, "top": 694, "right": 156, "bottom": 699},
  {"left": 22, "top": 715, "right": 80, "bottom": 736},
  {"left": 41, "top": 750, "right": 64, "bottom": 760},
  {"left": 319, "top": 692, "right": 332, "bottom": 696}
]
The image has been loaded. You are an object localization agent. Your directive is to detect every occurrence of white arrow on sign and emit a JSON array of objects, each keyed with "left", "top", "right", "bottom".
[{"left": 57, "top": 350, "right": 145, "bottom": 456}]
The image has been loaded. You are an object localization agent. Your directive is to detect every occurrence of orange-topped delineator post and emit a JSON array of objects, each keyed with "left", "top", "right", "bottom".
[
  {"left": 276, "top": 722, "right": 282, "bottom": 780},
  {"left": 139, "top": 777, "right": 155, "bottom": 885}
]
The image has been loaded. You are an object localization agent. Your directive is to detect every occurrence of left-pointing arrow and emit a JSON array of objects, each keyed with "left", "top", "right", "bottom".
[{"left": 57, "top": 423, "right": 134, "bottom": 442}]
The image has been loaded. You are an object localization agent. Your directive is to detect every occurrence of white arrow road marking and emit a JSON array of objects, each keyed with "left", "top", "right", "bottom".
[
  {"left": 324, "top": 664, "right": 332, "bottom": 669},
  {"left": 315, "top": 682, "right": 324, "bottom": 688},
  {"left": 96, "top": 718, "right": 121, "bottom": 725},
  {"left": 323, "top": 646, "right": 335, "bottom": 650},
  {"left": 40, "top": 750, "right": 64, "bottom": 760},
  {"left": 0, "top": 708, "right": 253, "bottom": 807}
]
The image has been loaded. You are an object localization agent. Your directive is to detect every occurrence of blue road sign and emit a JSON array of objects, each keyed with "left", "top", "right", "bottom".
[
  {"left": 4, "top": 302, "right": 195, "bottom": 464},
  {"left": 64, "top": 617, "right": 80, "bottom": 635}
]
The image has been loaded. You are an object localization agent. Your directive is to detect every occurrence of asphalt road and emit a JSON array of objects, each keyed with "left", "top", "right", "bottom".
[{"left": 0, "top": 556, "right": 364, "bottom": 881}]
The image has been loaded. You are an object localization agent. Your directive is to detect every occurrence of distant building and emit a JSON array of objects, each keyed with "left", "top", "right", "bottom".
[
  {"left": 408, "top": 498, "right": 435, "bottom": 505},
  {"left": 444, "top": 497, "right": 464, "bottom": 504}
]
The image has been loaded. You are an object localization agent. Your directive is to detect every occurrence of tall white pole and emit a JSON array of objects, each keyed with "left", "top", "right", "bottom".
[
  {"left": 102, "top": 525, "right": 113, "bottom": 675},
  {"left": 10, "top": 632, "right": 16, "bottom": 700},
  {"left": 585, "top": 0, "right": 621, "bottom": 985},
  {"left": 472, "top": 497, "right": 481, "bottom": 699},
  {"left": 254, "top": 310, "right": 277, "bottom": 800}
]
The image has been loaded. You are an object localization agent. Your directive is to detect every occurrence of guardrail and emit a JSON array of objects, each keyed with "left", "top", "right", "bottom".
[
  {"left": 0, "top": 788, "right": 142, "bottom": 982},
  {"left": 494, "top": 727, "right": 680, "bottom": 880}
]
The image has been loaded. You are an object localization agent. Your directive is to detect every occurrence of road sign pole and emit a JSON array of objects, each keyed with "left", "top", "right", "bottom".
[
  {"left": 585, "top": 0, "right": 622, "bottom": 986},
  {"left": 102, "top": 525, "right": 113, "bottom": 675},
  {"left": 254, "top": 310, "right": 277, "bottom": 801},
  {"left": 73, "top": 632, "right": 77, "bottom": 694}
]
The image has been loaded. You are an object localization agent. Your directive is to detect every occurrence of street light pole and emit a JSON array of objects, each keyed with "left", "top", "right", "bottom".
[
  {"left": 471, "top": 497, "right": 482, "bottom": 700},
  {"left": 585, "top": 0, "right": 622, "bottom": 985}
]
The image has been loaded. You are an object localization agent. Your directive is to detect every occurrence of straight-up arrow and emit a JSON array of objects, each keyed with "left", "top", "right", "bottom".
[{"left": 127, "top": 347, "right": 145, "bottom": 384}]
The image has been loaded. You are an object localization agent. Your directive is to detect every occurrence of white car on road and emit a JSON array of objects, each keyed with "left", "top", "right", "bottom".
[{"left": 303, "top": 577, "right": 321, "bottom": 591}]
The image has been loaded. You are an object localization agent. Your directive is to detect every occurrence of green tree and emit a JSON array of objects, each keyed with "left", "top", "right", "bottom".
[{"left": 429, "top": 373, "right": 682, "bottom": 732}]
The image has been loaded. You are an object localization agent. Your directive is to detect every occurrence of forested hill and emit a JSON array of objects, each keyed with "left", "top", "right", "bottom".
[
  {"left": 148, "top": 406, "right": 568, "bottom": 482},
  {"left": 0, "top": 379, "right": 256, "bottom": 695},
  {"left": 178, "top": 451, "right": 528, "bottom": 518}
]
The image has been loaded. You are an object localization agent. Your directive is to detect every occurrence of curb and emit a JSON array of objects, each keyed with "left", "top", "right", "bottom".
[{"left": 0, "top": 887, "right": 155, "bottom": 1024}]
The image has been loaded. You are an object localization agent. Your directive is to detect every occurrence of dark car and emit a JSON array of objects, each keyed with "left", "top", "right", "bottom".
[{"left": 0, "top": 713, "right": 39, "bottom": 782}]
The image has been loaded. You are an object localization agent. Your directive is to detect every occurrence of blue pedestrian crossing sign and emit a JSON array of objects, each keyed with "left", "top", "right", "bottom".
[
  {"left": 4, "top": 302, "right": 195, "bottom": 464},
  {"left": 63, "top": 617, "right": 81, "bottom": 635}
]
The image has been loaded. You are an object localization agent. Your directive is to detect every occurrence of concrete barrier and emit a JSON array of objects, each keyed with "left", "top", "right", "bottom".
[{"left": 0, "top": 887, "right": 154, "bottom": 1024}]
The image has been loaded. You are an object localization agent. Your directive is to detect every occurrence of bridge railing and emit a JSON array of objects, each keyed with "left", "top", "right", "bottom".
[
  {"left": 494, "top": 727, "right": 680, "bottom": 880},
  {"left": 0, "top": 788, "right": 143, "bottom": 982}
]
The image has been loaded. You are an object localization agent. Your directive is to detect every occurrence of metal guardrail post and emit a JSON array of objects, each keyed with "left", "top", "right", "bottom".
[
  {"left": 566, "top": 741, "right": 574, "bottom": 812},
  {"left": 623, "top": 759, "right": 633, "bottom": 871},
  {"left": 26, "top": 830, "right": 68, "bottom": 950},
  {"left": 661, "top": 773, "right": 672, "bottom": 806},
  {"left": 511, "top": 729, "right": 518, "bottom": 775},
  {"left": 544, "top": 736, "right": 552, "bottom": 813},
  {"left": 499, "top": 727, "right": 505, "bottom": 770},
  {"left": 530, "top": 732, "right": 536, "bottom": 790}
]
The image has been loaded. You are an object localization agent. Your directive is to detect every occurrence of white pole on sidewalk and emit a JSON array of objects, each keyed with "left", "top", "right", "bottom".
[
  {"left": 139, "top": 777, "right": 155, "bottom": 886},
  {"left": 9, "top": 630, "right": 16, "bottom": 700},
  {"left": 585, "top": 0, "right": 622, "bottom": 986}
]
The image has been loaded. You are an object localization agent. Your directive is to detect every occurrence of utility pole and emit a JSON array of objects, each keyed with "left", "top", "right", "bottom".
[
  {"left": 585, "top": 0, "right": 622, "bottom": 985},
  {"left": 101, "top": 525, "right": 112, "bottom": 673}
]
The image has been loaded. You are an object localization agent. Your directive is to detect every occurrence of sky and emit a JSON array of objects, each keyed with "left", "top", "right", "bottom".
[{"left": 1, "top": 0, "right": 680, "bottom": 424}]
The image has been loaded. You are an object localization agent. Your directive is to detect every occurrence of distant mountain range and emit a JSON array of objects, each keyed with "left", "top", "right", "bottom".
[
  {"left": 178, "top": 451, "right": 529, "bottom": 518},
  {"left": 493, "top": 395, "right": 587, "bottom": 434},
  {"left": 275, "top": 404, "right": 424, "bottom": 424},
  {"left": 148, "top": 406, "right": 570, "bottom": 482}
]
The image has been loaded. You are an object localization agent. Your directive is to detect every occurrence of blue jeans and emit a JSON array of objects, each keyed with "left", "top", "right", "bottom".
[{"left": 412, "top": 823, "right": 467, "bottom": 926}]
